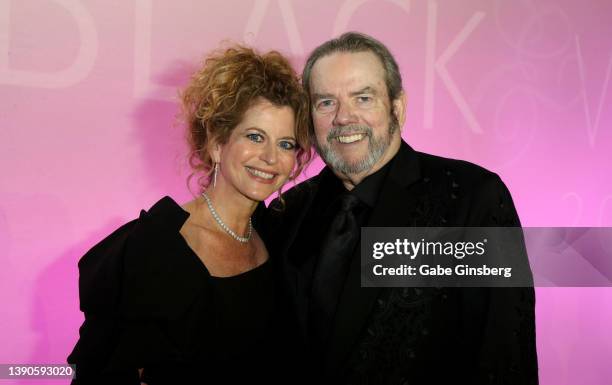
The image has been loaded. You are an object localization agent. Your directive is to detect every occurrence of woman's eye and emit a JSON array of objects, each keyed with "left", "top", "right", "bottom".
[
  {"left": 246, "top": 133, "right": 264, "bottom": 142},
  {"left": 279, "top": 141, "right": 296, "bottom": 150}
]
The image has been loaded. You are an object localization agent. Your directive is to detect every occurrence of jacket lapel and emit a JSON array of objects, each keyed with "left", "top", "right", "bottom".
[{"left": 324, "top": 141, "right": 422, "bottom": 372}]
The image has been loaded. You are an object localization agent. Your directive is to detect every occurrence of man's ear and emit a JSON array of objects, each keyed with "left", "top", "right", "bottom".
[{"left": 392, "top": 91, "right": 407, "bottom": 128}]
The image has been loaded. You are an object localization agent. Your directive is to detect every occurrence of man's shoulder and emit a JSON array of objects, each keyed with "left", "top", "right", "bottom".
[
  {"left": 284, "top": 174, "right": 322, "bottom": 199},
  {"left": 269, "top": 173, "right": 323, "bottom": 213},
  {"left": 410, "top": 150, "right": 520, "bottom": 225},
  {"left": 414, "top": 150, "right": 502, "bottom": 188},
  {"left": 259, "top": 175, "right": 323, "bottom": 248}
]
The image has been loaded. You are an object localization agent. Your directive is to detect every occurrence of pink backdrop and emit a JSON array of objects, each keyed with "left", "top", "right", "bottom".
[{"left": 1, "top": 1, "right": 611, "bottom": 384}]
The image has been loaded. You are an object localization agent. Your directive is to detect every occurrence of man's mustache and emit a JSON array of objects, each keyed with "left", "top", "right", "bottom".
[{"left": 327, "top": 125, "right": 372, "bottom": 142}]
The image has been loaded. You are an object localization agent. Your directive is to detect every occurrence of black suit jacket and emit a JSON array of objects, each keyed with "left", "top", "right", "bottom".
[{"left": 263, "top": 141, "right": 538, "bottom": 384}]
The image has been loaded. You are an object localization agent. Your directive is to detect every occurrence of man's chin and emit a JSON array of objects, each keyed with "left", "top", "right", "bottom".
[
  {"left": 318, "top": 142, "right": 385, "bottom": 175},
  {"left": 325, "top": 156, "right": 372, "bottom": 176},
  {"left": 328, "top": 144, "right": 370, "bottom": 161}
]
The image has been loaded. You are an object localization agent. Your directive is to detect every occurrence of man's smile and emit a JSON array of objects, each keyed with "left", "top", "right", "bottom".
[{"left": 336, "top": 133, "right": 366, "bottom": 144}]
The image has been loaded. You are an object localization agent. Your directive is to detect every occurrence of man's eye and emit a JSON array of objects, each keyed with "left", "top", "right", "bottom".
[
  {"left": 316, "top": 99, "right": 336, "bottom": 110},
  {"left": 246, "top": 133, "right": 264, "bottom": 142},
  {"left": 357, "top": 95, "right": 372, "bottom": 103},
  {"left": 279, "top": 141, "right": 296, "bottom": 150}
]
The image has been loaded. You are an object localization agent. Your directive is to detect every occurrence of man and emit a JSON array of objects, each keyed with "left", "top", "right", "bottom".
[{"left": 264, "top": 32, "right": 537, "bottom": 384}]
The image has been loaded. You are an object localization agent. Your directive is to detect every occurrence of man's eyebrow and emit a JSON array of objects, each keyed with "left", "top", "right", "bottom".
[
  {"left": 350, "top": 86, "right": 377, "bottom": 96},
  {"left": 312, "top": 93, "right": 335, "bottom": 100},
  {"left": 312, "top": 87, "right": 377, "bottom": 100}
]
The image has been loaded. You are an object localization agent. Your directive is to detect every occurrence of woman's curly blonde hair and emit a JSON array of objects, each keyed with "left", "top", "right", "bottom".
[{"left": 179, "top": 44, "right": 311, "bottom": 194}]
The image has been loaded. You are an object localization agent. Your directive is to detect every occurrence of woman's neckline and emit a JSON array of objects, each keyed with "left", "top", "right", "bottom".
[
  {"left": 161, "top": 196, "right": 268, "bottom": 279},
  {"left": 208, "top": 258, "right": 270, "bottom": 280}
]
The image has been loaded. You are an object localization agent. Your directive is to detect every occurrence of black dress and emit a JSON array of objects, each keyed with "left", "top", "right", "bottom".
[{"left": 67, "top": 196, "right": 278, "bottom": 384}]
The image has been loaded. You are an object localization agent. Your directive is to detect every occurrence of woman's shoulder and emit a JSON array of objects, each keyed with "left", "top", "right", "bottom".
[
  {"left": 77, "top": 196, "right": 206, "bottom": 317},
  {"left": 141, "top": 196, "right": 190, "bottom": 229},
  {"left": 78, "top": 196, "right": 188, "bottom": 272},
  {"left": 70, "top": 197, "right": 208, "bottom": 377}
]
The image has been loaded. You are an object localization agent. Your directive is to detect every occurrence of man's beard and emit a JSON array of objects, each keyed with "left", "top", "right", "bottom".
[{"left": 315, "top": 116, "right": 399, "bottom": 175}]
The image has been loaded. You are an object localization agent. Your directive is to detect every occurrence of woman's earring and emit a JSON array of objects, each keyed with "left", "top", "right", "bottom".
[{"left": 213, "top": 162, "right": 218, "bottom": 189}]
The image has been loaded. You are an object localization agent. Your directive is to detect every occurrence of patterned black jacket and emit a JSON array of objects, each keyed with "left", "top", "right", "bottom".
[{"left": 260, "top": 140, "right": 538, "bottom": 385}]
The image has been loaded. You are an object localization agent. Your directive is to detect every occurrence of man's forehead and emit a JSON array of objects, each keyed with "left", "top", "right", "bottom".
[{"left": 310, "top": 51, "right": 386, "bottom": 93}]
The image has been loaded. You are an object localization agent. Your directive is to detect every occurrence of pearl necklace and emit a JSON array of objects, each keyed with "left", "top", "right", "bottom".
[{"left": 201, "top": 191, "right": 252, "bottom": 243}]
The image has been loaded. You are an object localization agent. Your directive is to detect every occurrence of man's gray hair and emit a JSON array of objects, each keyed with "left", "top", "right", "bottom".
[{"left": 302, "top": 32, "right": 403, "bottom": 102}]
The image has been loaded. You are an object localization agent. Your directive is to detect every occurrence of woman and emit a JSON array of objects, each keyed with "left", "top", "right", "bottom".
[{"left": 67, "top": 45, "right": 310, "bottom": 384}]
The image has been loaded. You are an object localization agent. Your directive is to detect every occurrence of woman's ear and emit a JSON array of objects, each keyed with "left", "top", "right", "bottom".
[{"left": 207, "top": 131, "right": 222, "bottom": 163}]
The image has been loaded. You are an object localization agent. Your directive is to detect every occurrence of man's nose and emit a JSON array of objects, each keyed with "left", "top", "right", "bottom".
[{"left": 333, "top": 101, "right": 359, "bottom": 126}]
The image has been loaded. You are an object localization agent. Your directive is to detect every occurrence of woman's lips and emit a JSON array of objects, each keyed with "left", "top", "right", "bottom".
[{"left": 245, "top": 166, "right": 277, "bottom": 184}]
